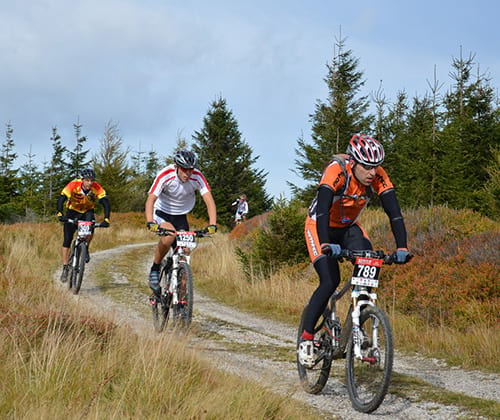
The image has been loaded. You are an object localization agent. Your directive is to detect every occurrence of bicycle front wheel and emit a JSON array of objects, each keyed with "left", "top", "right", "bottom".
[
  {"left": 152, "top": 265, "right": 171, "bottom": 332},
  {"left": 68, "top": 245, "right": 77, "bottom": 291},
  {"left": 72, "top": 244, "right": 86, "bottom": 295},
  {"left": 296, "top": 304, "right": 332, "bottom": 394},
  {"left": 345, "top": 305, "right": 393, "bottom": 413},
  {"left": 173, "top": 262, "right": 193, "bottom": 328}
]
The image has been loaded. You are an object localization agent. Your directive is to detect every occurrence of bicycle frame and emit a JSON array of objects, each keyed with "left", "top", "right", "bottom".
[
  {"left": 64, "top": 218, "right": 104, "bottom": 294},
  {"left": 150, "top": 228, "right": 209, "bottom": 331},
  {"left": 325, "top": 250, "right": 391, "bottom": 360},
  {"left": 165, "top": 231, "right": 198, "bottom": 306}
]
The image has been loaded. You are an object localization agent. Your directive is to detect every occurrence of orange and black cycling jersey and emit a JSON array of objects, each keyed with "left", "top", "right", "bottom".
[
  {"left": 60, "top": 179, "right": 107, "bottom": 214},
  {"left": 308, "top": 155, "right": 394, "bottom": 228}
]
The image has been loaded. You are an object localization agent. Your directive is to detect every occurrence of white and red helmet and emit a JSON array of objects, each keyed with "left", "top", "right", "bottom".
[{"left": 346, "top": 134, "right": 385, "bottom": 166}]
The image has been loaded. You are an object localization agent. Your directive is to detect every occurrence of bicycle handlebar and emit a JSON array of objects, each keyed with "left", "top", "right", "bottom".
[
  {"left": 155, "top": 227, "right": 211, "bottom": 238},
  {"left": 338, "top": 249, "right": 413, "bottom": 265},
  {"left": 62, "top": 218, "right": 108, "bottom": 228},
  {"left": 339, "top": 249, "right": 394, "bottom": 264}
]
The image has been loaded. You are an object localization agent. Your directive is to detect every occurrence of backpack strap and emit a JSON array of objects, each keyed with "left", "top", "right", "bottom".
[{"left": 328, "top": 154, "right": 349, "bottom": 195}]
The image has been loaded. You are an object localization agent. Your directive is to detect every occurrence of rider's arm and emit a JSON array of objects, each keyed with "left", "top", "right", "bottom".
[
  {"left": 380, "top": 189, "right": 408, "bottom": 249},
  {"left": 145, "top": 193, "right": 158, "bottom": 222},
  {"left": 315, "top": 185, "right": 334, "bottom": 244},
  {"left": 201, "top": 191, "right": 217, "bottom": 226},
  {"left": 99, "top": 196, "right": 111, "bottom": 219},
  {"left": 57, "top": 194, "right": 67, "bottom": 213}
]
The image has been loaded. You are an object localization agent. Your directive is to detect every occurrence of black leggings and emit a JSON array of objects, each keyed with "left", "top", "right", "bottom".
[
  {"left": 62, "top": 210, "right": 95, "bottom": 247},
  {"left": 303, "top": 223, "right": 372, "bottom": 335}
]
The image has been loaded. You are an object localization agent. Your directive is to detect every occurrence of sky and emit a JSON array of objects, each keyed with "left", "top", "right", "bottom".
[{"left": 2, "top": 0, "right": 499, "bottom": 200}]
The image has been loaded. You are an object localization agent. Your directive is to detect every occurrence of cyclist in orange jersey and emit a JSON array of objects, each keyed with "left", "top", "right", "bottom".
[
  {"left": 298, "top": 134, "right": 411, "bottom": 368},
  {"left": 56, "top": 168, "right": 111, "bottom": 282}
]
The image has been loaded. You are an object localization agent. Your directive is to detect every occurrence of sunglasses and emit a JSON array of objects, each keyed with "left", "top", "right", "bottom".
[{"left": 359, "top": 163, "right": 379, "bottom": 171}]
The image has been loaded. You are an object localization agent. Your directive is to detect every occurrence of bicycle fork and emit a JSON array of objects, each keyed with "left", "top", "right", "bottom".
[{"left": 351, "top": 288, "right": 378, "bottom": 363}]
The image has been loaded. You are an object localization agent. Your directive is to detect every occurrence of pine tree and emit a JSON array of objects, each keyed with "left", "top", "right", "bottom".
[
  {"left": 192, "top": 96, "right": 271, "bottom": 226},
  {"left": 0, "top": 122, "right": 21, "bottom": 221},
  {"left": 292, "top": 35, "right": 372, "bottom": 204},
  {"left": 42, "top": 127, "right": 68, "bottom": 215},
  {"left": 92, "top": 121, "right": 131, "bottom": 213},
  {"left": 442, "top": 50, "right": 500, "bottom": 210},
  {"left": 68, "top": 120, "right": 91, "bottom": 179},
  {"left": 18, "top": 146, "right": 43, "bottom": 219}
]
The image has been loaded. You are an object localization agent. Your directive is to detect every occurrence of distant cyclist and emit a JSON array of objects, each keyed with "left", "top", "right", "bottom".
[
  {"left": 57, "top": 168, "right": 110, "bottom": 282},
  {"left": 298, "top": 134, "right": 411, "bottom": 367},
  {"left": 145, "top": 149, "right": 217, "bottom": 297},
  {"left": 231, "top": 193, "right": 248, "bottom": 224}
]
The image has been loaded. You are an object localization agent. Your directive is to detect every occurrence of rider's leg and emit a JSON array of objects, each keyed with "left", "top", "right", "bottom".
[
  {"left": 343, "top": 223, "right": 372, "bottom": 250},
  {"left": 302, "top": 255, "right": 341, "bottom": 337},
  {"left": 149, "top": 221, "right": 175, "bottom": 296},
  {"left": 60, "top": 223, "right": 75, "bottom": 282}
]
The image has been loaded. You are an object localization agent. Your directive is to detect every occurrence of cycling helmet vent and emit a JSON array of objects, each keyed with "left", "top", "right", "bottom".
[
  {"left": 174, "top": 150, "right": 197, "bottom": 169},
  {"left": 80, "top": 168, "right": 96, "bottom": 180},
  {"left": 346, "top": 134, "right": 385, "bottom": 166}
]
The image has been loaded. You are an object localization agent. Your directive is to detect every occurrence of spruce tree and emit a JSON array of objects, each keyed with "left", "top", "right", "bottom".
[
  {"left": 192, "top": 96, "right": 271, "bottom": 226},
  {"left": 19, "top": 146, "right": 43, "bottom": 219},
  {"left": 0, "top": 122, "right": 20, "bottom": 221},
  {"left": 292, "top": 35, "right": 372, "bottom": 204},
  {"left": 68, "top": 120, "right": 91, "bottom": 179},
  {"left": 92, "top": 121, "right": 131, "bottom": 213},
  {"left": 42, "top": 126, "right": 68, "bottom": 214},
  {"left": 442, "top": 50, "right": 500, "bottom": 210}
]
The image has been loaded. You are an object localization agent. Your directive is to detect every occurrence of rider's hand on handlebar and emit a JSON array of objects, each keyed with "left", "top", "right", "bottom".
[
  {"left": 100, "top": 218, "right": 110, "bottom": 228},
  {"left": 146, "top": 221, "right": 159, "bottom": 232},
  {"left": 321, "top": 243, "right": 342, "bottom": 258},
  {"left": 206, "top": 224, "right": 217, "bottom": 234},
  {"left": 392, "top": 248, "right": 410, "bottom": 264},
  {"left": 57, "top": 212, "right": 67, "bottom": 222}
]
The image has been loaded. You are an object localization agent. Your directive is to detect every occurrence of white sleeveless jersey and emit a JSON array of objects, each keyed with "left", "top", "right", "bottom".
[{"left": 148, "top": 164, "right": 211, "bottom": 215}]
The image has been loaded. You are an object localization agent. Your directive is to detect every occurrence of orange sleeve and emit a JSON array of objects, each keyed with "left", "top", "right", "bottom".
[
  {"left": 372, "top": 166, "right": 394, "bottom": 195},
  {"left": 319, "top": 162, "right": 346, "bottom": 193}
]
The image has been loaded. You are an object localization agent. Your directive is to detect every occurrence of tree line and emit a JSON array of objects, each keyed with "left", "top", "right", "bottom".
[{"left": 1, "top": 36, "right": 499, "bottom": 225}]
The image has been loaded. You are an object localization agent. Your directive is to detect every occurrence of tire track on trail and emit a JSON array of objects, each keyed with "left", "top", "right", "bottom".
[{"left": 55, "top": 243, "right": 500, "bottom": 419}]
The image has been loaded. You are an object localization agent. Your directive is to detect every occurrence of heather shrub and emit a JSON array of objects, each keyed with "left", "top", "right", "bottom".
[{"left": 374, "top": 206, "right": 499, "bottom": 329}]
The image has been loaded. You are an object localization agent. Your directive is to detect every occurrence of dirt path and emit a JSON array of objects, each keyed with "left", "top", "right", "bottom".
[{"left": 57, "top": 243, "right": 499, "bottom": 419}]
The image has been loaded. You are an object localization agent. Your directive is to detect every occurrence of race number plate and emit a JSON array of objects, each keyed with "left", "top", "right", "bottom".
[
  {"left": 351, "top": 257, "right": 383, "bottom": 287},
  {"left": 176, "top": 231, "right": 197, "bottom": 249},
  {"left": 77, "top": 221, "right": 93, "bottom": 236}
]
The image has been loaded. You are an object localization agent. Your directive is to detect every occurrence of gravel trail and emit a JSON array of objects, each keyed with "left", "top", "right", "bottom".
[{"left": 56, "top": 243, "right": 499, "bottom": 419}]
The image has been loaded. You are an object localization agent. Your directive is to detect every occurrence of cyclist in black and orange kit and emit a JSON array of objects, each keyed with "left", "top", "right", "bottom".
[
  {"left": 298, "top": 134, "right": 411, "bottom": 368},
  {"left": 56, "top": 168, "right": 111, "bottom": 282}
]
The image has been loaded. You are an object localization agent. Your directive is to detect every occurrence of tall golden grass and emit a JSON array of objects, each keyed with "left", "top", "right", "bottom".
[{"left": 0, "top": 220, "right": 317, "bottom": 419}]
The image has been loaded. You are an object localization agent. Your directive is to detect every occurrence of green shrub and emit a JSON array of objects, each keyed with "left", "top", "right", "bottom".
[{"left": 236, "top": 197, "right": 308, "bottom": 278}]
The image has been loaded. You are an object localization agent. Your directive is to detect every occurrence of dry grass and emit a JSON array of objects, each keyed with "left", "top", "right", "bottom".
[{"left": 0, "top": 220, "right": 318, "bottom": 419}]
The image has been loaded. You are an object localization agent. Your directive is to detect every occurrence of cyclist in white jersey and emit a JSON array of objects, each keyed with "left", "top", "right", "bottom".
[{"left": 145, "top": 150, "right": 217, "bottom": 296}]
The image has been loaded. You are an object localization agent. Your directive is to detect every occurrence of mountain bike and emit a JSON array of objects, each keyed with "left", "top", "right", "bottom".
[
  {"left": 297, "top": 249, "right": 408, "bottom": 413},
  {"left": 149, "top": 228, "right": 211, "bottom": 332},
  {"left": 64, "top": 218, "right": 107, "bottom": 295}
]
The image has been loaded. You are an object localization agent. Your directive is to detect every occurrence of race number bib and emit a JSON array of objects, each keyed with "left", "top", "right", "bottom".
[
  {"left": 176, "top": 231, "right": 197, "bottom": 249},
  {"left": 77, "top": 221, "right": 93, "bottom": 236},
  {"left": 351, "top": 257, "right": 383, "bottom": 287}
]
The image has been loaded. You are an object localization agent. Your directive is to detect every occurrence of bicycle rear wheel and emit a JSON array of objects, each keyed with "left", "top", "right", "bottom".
[
  {"left": 345, "top": 305, "right": 393, "bottom": 413},
  {"left": 296, "top": 304, "right": 333, "bottom": 394},
  {"left": 173, "top": 262, "right": 193, "bottom": 328},
  {"left": 151, "top": 265, "right": 171, "bottom": 332}
]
